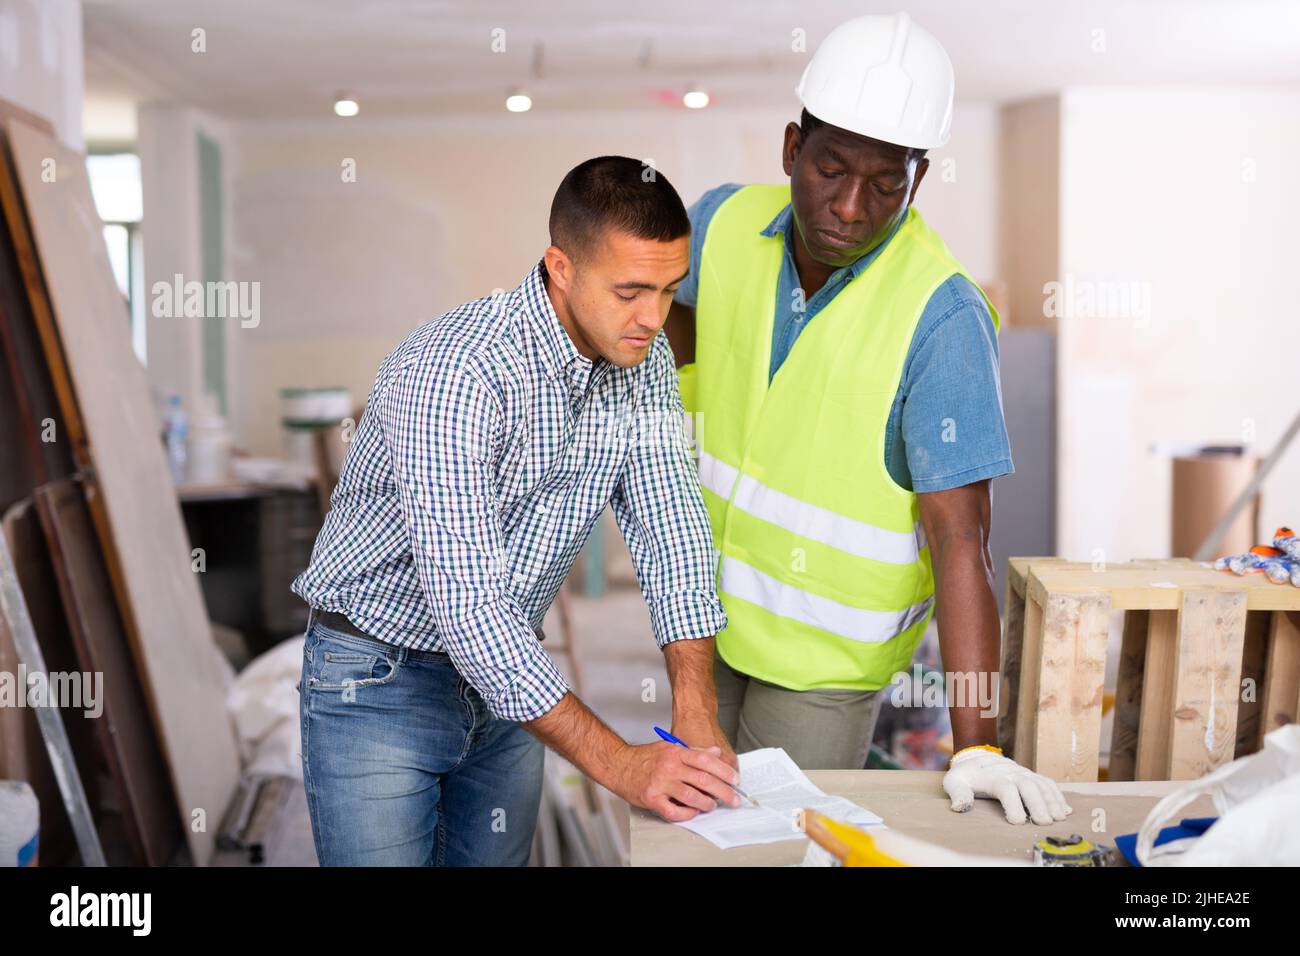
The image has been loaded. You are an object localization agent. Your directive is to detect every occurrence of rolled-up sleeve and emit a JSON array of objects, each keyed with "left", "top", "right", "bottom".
[
  {"left": 611, "top": 335, "right": 728, "bottom": 647},
  {"left": 375, "top": 358, "right": 569, "bottom": 722},
  {"left": 900, "top": 277, "right": 1014, "bottom": 494}
]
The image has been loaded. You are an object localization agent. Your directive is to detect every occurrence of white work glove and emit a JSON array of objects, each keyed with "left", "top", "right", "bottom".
[{"left": 942, "top": 745, "right": 1072, "bottom": 825}]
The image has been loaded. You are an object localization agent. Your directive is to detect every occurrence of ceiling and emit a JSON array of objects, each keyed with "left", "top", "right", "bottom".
[{"left": 82, "top": 0, "right": 1300, "bottom": 120}]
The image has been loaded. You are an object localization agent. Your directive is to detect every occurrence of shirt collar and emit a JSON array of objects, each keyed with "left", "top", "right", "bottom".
[
  {"left": 761, "top": 204, "right": 910, "bottom": 281},
  {"left": 520, "top": 260, "right": 595, "bottom": 384}
]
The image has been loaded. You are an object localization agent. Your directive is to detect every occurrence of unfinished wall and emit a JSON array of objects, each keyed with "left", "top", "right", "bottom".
[
  {"left": 999, "top": 97, "right": 1060, "bottom": 328},
  {"left": 923, "top": 101, "right": 1001, "bottom": 282},
  {"left": 1056, "top": 87, "right": 1300, "bottom": 560},
  {"left": 225, "top": 103, "right": 1002, "bottom": 455}
]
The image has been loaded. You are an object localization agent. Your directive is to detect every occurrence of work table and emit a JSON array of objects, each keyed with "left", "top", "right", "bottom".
[{"left": 630, "top": 770, "right": 1215, "bottom": 866}]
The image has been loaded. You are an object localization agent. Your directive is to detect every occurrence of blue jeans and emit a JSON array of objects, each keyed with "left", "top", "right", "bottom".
[{"left": 299, "top": 614, "right": 544, "bottom": 866}]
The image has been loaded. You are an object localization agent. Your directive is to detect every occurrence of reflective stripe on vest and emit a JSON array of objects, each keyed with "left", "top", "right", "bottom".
[
  {"left": 720, "top": 555, "right": 935, "bottom": 644},
  {"left": 699, "top": 450, "right": 926, "bottom": 566}
]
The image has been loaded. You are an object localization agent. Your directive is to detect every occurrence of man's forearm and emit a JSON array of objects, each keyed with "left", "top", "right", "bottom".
[
  {"left": 523, "top": 692, "right": 626, "bottom": 787},
  {"left": 663, "top": 636, "right": 719, "bottom": 721},
  {"left": 525, "top": 688, "right": 742, "bottom": 816},
  {"left": 931, "top": 533, "right": 1001, "bottom": 752}
]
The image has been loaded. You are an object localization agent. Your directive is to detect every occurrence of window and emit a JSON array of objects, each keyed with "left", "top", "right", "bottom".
[{"left": 86, "top": 152, "right": 146, "bottom": 363}]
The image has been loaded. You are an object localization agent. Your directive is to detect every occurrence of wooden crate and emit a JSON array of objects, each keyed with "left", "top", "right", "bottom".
[{"left": 999, "top": 557, "right": 1300, "bottom": 782}]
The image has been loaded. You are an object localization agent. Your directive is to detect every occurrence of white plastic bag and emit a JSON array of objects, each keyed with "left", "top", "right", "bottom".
[
  {"left": 1136, "top": 724, "right": 1300, "bottom": 866},
  {"left": 226, "top": 636, "right": 306, "bottom": 779}
]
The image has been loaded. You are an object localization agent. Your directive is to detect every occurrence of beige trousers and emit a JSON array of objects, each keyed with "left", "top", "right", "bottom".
[{"left": 713, "top": 649, "right": 886, "bottom": 770}]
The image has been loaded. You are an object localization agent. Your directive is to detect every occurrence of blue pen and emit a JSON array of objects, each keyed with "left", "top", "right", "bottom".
[{"left": 653, "top": 726, "right": 757, "bottom": 806}]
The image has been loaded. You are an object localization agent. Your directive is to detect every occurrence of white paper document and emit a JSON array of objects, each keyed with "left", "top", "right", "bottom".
[{"left": 676, "top": 747, "right": 885, "bottom": 850}]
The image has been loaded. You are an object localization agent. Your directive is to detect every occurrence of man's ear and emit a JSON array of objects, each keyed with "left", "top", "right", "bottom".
[
  {"left": 543, "top": 244, "right": 575, "bottom": 292},
  {"left": 908, "top": 157, "right": 930, "bottom": 206},
  {"left": 781, "top": 121, "right": 803, "bottom": 177}
]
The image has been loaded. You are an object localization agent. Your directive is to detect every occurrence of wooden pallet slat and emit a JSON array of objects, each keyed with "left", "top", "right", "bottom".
[
  {"left": 1234, "top": 611, "right": 1272, "bottom": 758},
  {"left": 996, "top": 571, "right": 1025, "bottom": 755},
  {"left": 1013, "top": 586, "right": 1045, "bottom": 768},
  {"left": 1135, "top": 609, "right": 1180, "bottom": 779},
  {"left": 1004, "top": 557, "right": 1299, "bottom": 783},
  {"left": 1259, "top": 610, "right": 1300, "bottom": 743},
  {"left": 1108, "top": 609, "right": 1149, "bottom": 780},
  {"left": 1027, "top": 562, "right": 1300, "bottom": 612},
  {"left": 1030, "top": 590, "right": 1110, "bottom": 782},
  {"left": 1167, "top": 590, "right": 1247, "bottom": 780}
]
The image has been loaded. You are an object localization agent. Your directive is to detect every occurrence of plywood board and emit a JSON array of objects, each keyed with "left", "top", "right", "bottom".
[
  {"left": 0, "top": 130, "right": 75, "bottom": 507},
  {"left": 2, "top": 118, "right": 239, "bottom": 864},
  {"left": 0, "top": 101, "right": 53, "bottom": 136},
  {"left": 1, "top": 501, "right": 102, "bottom": 864},
  {"left": 0, "top": 521, "right": 81, "bottom": 863},
  {"left": 36, "top": 479, "right": 183, "bottom": 866},
  {"left": 0, "top": 121, "right": 82, "bottom": 460}
]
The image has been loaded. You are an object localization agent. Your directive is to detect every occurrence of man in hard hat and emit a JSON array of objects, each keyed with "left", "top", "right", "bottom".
[{"left": 666, "top": 13, "right": 1071, "bottom": 826}]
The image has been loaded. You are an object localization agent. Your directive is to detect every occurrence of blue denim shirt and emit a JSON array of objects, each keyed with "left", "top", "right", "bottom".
[{"left": 675, "top": 183, "right": 1013, "bottom": 493}]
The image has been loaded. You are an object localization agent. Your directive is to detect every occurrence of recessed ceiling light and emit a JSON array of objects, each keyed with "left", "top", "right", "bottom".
[
  {"left": 334, "top": 95, "right": 359, "bottom": 117},
  {"left": 683, "top": 88, "right": 709, "bottom": 109},
  {"left": 506, "top": 91, "right": 533, "bottom": 113}
]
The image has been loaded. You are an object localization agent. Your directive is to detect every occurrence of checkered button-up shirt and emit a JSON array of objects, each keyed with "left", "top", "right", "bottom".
[{"left": 291, "top": 261, "right": 726, "bottom": 722}]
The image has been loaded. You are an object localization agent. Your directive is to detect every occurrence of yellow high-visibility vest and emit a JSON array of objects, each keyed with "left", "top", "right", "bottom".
[{"left": 681, "top": 184, "right": 998, "bottom": 690}]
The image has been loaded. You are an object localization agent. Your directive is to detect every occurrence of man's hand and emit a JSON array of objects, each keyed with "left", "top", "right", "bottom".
[
  {"left": 670, "top": 713, "right": 737, "bottom": 769},
  {"left": 942, "top": 746, "right": 1072, "bottom": 825},
  {"left": 524, "top": 692, "right": 740, "bottom": 823},
  {"left": 609, "top": 742, "right": 742, "bottom": 822}
]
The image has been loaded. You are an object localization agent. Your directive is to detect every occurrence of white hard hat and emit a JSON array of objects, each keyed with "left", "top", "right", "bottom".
[{"left": 796, "top": 12, "right": 954, "bottom": 150}]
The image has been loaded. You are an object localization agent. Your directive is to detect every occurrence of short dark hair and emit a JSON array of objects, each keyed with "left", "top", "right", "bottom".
[
  {"left": 799, "top": 108, "right": 927, "bottom": 163},
  {"left": 548, "top": 156, "right": 689, "bottom": 260}
]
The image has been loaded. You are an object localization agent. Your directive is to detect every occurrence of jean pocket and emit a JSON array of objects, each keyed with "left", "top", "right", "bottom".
[{"left": 307, "top": 636, "right": 400, "bottom": 691}]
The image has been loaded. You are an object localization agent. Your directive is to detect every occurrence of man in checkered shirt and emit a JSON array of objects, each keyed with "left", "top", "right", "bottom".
[{"left": 293, "top": 156, "right": 741, "bottom": 866}]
